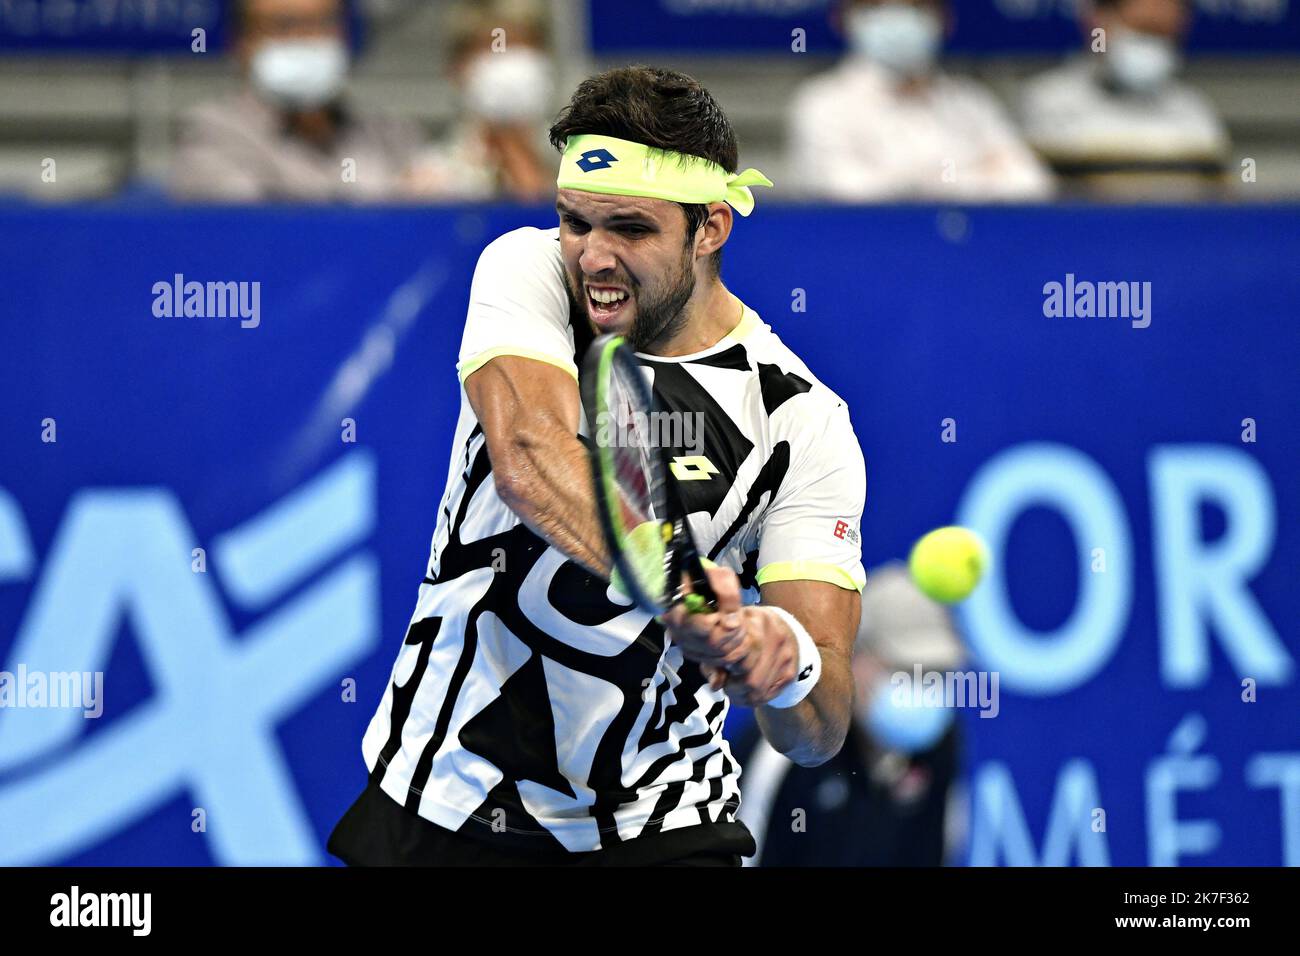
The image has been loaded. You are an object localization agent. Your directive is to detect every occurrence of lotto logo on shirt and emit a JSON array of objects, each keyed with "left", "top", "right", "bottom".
[{"left": 832, "top": 520, "right": 860, "bottom": 546}]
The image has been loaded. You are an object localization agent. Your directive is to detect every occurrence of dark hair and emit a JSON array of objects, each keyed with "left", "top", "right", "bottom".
[
  {"left": 548, "top": 66, "right": 739, "bottom": 276},
  {"left": 232, "top": 0, "right": 346, "bottom": 38}
]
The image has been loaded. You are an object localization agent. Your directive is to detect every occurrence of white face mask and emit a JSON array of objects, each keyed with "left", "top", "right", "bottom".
[
  {"left": 463, "top": 47, "right": 554, "bottom": 123},
  {"left": 1106, "top": 27, "right": 1179, "bottom": 94},
  {"left": 846, "top": 4, "right": 943, "bottom": 77},
  {"left": 251, "top": 38, "right": 348, "bottom": 110}
]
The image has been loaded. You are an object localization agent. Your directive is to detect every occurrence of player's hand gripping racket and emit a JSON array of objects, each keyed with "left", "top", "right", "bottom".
[{"left": 581, "top": 334, "right": 716, "bottom": 621}]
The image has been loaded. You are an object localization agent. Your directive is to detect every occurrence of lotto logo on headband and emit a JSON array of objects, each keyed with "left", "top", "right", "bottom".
[
  {"left": 557, "top": 133, "right": 772, "bottom": 216},
  {"left": 576, "top": 148, "right": 618, "bottom": 173}
]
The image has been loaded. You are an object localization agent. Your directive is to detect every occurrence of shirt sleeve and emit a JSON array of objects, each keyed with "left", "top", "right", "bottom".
[
  {"left": 755, "top": 399, "right": 867, "bottom": 592},
  {"left": 168, "top": 103, "right": 269, "bottom": 202},
  {"left": 961, "top": 85, "right": 1055, "bottom": 201},
  {"left": 456, "top": 228, "right": 578, "bottom": 384}
]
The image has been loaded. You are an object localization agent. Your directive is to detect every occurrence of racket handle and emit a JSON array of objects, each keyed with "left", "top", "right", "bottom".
[
  {"left": 680, "top": 552, "right": 717, "bottom": 614},
  {"left": 682, "top": 594, "right": 710, "bottom": 613}
]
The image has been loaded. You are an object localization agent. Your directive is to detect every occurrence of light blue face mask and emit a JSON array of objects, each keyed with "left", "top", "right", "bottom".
[
  {"left": 863, "top": 680, "right": 955, "bottom": 753},
  {"left": 1106, "top": 27, "right": 1180, "bottom": 94},
  {"left": 846, "top": 4, "right": 943, "bottom": 77}
]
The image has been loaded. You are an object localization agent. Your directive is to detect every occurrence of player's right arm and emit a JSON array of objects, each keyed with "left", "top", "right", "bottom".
[
  {"left": 464, "top": 355, "right": 611, "bottom": 577},
  {"left": 456, "top": 228, "right": 611, "bottom": 578}
]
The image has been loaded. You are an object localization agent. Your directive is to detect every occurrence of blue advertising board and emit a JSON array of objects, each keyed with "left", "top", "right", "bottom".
[
  {"left": 0, "top": 0, "right": 229, "bottom": 53},
  {"left": 0, "top": 0, "right": 363, "bottom": 54},
  {"left": 589, "top": 0, "right": 1300, "bottom": 53},
  {"left": 0, "top": 202, "right": 1297, "bottom": 865}
]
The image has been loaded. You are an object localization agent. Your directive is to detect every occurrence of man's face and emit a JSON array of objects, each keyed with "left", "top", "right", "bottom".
[
  {"left": 1097, "top": 0, "right": 1189, "bottom": 39},
  {"left": 556, "top": 188, "right": 700, "bottom": 352}
]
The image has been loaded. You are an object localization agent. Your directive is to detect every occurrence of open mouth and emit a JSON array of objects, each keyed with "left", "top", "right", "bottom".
[{"left": 586, "top": 285, "right": 631, "bottom": 327}]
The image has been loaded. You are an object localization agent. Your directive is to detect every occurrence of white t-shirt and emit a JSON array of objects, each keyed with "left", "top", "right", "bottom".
[
  {"left": 1020, "top": 58, "right": 1229, "bottom": 165},
  {"left": 360, "top": 225, "right": 867, "bottom": 855},
  {"left": 786, "top": 57, "right": 1054, "bottom": 202}
]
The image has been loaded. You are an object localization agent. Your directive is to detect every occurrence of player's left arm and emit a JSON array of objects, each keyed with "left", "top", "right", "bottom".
[
  {"left": 751, "top": 579, "right": 860, "bottom": 767},
  {"left": 743, "top": 395, "right": 866, "bottom": 766},
  {"left": 664, "top": 394, "right": 865, "bottom": 765}
]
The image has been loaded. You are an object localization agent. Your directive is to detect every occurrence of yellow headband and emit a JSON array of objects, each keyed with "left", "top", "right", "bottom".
[{"left": 556, "top": 134, "right": 773, "bottom": 217}]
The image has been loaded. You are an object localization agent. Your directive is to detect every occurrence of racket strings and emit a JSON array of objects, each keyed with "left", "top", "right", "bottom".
[{"left": 602, "top": 357, "right": 674, "bottom": 609}]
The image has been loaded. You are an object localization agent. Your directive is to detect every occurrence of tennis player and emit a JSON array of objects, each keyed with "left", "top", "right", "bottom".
[{"left": 328, "top": 66, "right": 866, "bottom": 867}]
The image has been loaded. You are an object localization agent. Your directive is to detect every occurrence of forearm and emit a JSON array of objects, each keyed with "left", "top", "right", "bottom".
[
  {"left": 497, "top": 427, "right": 611, "bottom": 579},
  {"left": 753, "top": 643, "right": 853, "bottom": 768}
]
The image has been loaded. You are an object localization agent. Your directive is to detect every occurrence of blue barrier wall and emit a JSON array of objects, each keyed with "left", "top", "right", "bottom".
[
  {"left": 589, "top": 0, "right": 1300, "bottom": 53},
  {"left": 0, "top": 0, "right": 366, "bottom": 53},
  {"left": 2, "top": 0, "right": 1295, "bottom": 53},
  {"left": 0, "top": 203, "right": 1297, "bottom": 865}
]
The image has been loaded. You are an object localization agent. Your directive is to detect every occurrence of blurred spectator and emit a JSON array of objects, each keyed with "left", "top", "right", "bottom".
[
  {"left": 1020, "top": 0, "right": 1230, "bottom": 199},
  {"left": 786, "top": 0, "right": 1052, "bottom": 202},
  {"left": 400, "top": 0, "right": 555, "bottom": 201},
  {"left": 170, "top": 0, "right": 432, "bottom": 202},
  {"left": 733, "top": 563, "right": 965, "bottom": 866}
]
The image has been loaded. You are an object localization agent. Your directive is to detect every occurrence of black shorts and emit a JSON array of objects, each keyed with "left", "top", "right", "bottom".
[{"left": 328, "top": 779, "right": 753, "bottom": 867}]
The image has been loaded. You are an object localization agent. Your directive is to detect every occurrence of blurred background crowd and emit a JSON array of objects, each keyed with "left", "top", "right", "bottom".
[{"left": 1, "top": 0, "right": 1296, "bottom": 205}]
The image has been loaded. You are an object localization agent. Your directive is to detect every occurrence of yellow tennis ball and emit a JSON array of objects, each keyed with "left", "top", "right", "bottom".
[{"left": 908, "top": 526, "right": 987, "bottom": 604}]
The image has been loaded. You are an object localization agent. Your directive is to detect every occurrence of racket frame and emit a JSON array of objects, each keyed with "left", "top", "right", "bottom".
[{"left": 581, "top": 334, "right": 716, "bottom": 617}]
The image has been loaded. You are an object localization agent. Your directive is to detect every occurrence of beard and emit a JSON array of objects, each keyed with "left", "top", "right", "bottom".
[
  {"left": 626, "top": 248, "right": 696, "bottom": 351},
  {"left": 566, "top": 244, "right": 697, "bottom": 352}
]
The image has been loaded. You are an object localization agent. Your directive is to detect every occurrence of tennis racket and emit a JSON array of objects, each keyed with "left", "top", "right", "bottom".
[{"left": 580, "top": 334, "right": 716, "bottom": 625}]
